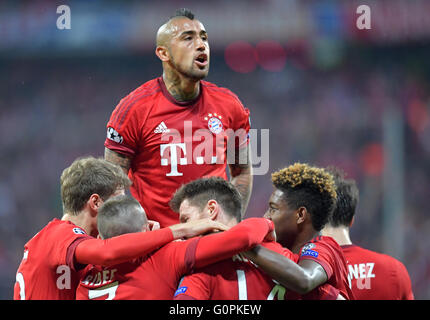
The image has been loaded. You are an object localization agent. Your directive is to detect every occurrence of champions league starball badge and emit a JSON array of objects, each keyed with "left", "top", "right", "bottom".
[{"left": 205, "top": 113, "right": 223, "bottom": 134}]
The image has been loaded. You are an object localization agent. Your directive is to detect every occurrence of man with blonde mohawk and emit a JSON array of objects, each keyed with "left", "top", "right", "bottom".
[{"left": 244, "top": 163, "right": 355, "bottom": 300}]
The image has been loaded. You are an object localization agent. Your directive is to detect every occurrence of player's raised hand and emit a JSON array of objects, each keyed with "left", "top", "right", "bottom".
[
  {"left": 169, "top": 218, "right": 230, "bottom": 239},
  {"left": 148, "top": 220, "right": 160, "bottom": 231}
]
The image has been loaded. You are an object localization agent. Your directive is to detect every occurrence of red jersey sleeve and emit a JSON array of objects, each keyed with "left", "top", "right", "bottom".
[
  {"left": 148, "top": 237, "right": 201, "bottom": 286},
  {"left": 226, "top": 93, "right": 251, "bottom": 150},
  {"left": 155, "top": 217, "right": 273, "bottom": 279},
  {"left": 105, "top": 104, "right": 141, "bottom": 157},
  {"left": 395, "top": 259, "right": 414, "bottom": 300},
  {"left": 104, "top": 82, "right": 159, "bottom": 157},
  {"left": 192, "top": 217, "right": 273, "bottom": 269},
  {"left": 74, "top": 227, "right": 173, "bottom": 266},
  {"left": 46, "top": 221, "right": 92, "bottom": 269},
  {"left": 235, "top": 104, "right": 251, "bottom": 149},
  {"left": 298, "top": 240, "right": 334, "bottom": 279},
  {"left": 14, "top": 220, "right": 93, "bottom": 300},
  {"left": 174, "top": 272, "right": 211, "bottom": 300}
]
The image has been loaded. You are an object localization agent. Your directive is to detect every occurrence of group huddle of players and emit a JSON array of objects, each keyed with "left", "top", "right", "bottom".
[{"left": 13, "top": 9, "right": 414, "bottom": 300}]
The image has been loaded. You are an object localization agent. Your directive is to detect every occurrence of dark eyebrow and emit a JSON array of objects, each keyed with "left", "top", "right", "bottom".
[
  {"left": 180, "top": 30, "right": 207, "bottom": 37},
  {"left": 180, "top": 30, "right": 196, "bottom": 37}
]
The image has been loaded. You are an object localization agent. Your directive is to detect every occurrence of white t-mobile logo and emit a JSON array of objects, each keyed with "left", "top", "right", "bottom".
[{"left": 160, "top": 143, "right": 188, "bottom": 176}]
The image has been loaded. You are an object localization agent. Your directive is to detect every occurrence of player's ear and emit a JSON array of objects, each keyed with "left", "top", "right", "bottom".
[
  {"left": 296, "top": 207, "right": 306, "bottom": 225},
  {"left": 207, "top": 199, "right": 219, "bottom": 221},
  {"left": 155, "top": 45, "right": 170, "bottom": 62},
  {"left": 87, "top": 194, "right": 102, "bottom": 216}
]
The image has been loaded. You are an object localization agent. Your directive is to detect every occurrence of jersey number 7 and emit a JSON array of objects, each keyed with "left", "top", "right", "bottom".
[{"left": 88, "top": 282, "right": 119, "bottom": 300}]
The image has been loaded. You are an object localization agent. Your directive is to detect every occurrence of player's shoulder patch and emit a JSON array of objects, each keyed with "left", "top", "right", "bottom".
[
  {"left": 174, "top": 286, "right": 188, "bottom": 297},
  {"left": 73, "top": 227, "right": 86, "bottom": 235},
  {"left": 301, "top": 242, "right": 319, "bottom": 258},
  {"left": 302, "top": 243, "right": 316, "bottom": 251},
  {"left": 107, "top": 127, "right": 123, "bottom": 144}
]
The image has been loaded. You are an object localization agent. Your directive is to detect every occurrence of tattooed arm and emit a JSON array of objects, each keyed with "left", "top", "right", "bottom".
[
  {"left": 228, "top": 144, "right": 253, "bottom": 218},
  {"left": 104, "top": 147, "right": 132, "bottom": 175}
]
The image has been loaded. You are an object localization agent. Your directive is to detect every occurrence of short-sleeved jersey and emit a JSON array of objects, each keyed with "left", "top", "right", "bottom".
[
  {"left": 342, "top": 244, "right": 414, "bottom": 300},
  {"left": 76, "top": 238, "right": 200, "bottom": 300},
  {"left": 14, "top": 219, "right": 92, "bottom": 300},
  {"left": 105, "top": 77, "right": 250, "bottom": 228},
  {"left": 286, "top": 236, "right": 355, "bottom": 300},
  {"left": 174, "top": 253, "right": 289, "bottom": 300}
]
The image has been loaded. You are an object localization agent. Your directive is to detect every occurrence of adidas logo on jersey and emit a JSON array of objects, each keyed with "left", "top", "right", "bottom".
[{"left": 154, "top": 122, "right": 170, "bottom": 133}]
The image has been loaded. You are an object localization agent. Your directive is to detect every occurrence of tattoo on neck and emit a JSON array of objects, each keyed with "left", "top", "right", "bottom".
[
  {"left": 169, "top": 87, "right": 199, "bottom": 102},
  {"left": 164, "top": 69, "right": 199, "bottom": 102}
]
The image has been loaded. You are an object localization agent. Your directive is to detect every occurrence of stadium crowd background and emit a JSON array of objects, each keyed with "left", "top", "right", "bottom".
[{"left": 1, "top": 0, "right": 429, "bottom": 299}]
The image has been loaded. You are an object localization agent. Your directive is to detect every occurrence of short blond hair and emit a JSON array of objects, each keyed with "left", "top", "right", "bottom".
[{"left": 60, "top": 156, "right": 131, "bottom": 215}]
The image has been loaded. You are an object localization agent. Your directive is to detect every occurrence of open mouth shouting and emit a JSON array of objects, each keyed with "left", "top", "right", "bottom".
[{"left": 195, "top": 53, "right": 209, "bottom": 68}]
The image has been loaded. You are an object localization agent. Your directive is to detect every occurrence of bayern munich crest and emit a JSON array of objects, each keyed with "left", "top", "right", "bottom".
[{"left": 205, "top": 113, "right": 223, "bottom": 134}]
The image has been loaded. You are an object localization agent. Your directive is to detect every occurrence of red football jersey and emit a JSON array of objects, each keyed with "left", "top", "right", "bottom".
[
  {"left": 76, "top": 238, "right": 199, "bottom": 300},
  {"left": 174, "top": 240, "right": 344, "bottom": 300},
  {"left": 286, "top": 236, "right": 355, "bottom": 300},
  {"left": 173, "top": 250, "right": 292, "bottom": 300},
  {"left": 13, "top": 219, "right": 92, "bottom": 300},
  {"left": 105, "top": 77, "right": 250, "bottom": 228},
  {"left": 76, "top": 217, "right": 273, "bottom": 300},
  {"left": 342, "top": 244, "right": 414, "bottom": 300}
]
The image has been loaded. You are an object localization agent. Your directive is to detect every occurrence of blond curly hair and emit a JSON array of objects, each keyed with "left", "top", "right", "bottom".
[{"left": 271, "top": 163, "right": 337, "bottom": 231}]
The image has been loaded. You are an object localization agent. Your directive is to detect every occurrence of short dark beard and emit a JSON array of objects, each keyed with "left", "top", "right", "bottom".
[{"left": 171, "top": 55, "right": 208, "bottom": 81}]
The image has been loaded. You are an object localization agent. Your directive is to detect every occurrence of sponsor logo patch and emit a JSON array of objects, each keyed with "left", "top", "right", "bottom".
[
  {"left": 174, "top": 286, "right": 188, "bottom": 297},
  {"left": 301, "top": 249, "right": 319, "bottom": 258}
]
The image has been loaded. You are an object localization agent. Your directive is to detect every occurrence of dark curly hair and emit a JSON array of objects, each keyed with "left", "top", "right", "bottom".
[{"left": 271, "top": 163, "right": 337, "bottom": 231}]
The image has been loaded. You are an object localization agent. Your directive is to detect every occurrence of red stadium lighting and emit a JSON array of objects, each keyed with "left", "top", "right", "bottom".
[
  {"left": 224, "top": 41, "right": 257, "bottom": 74},
  {"left": 255, "top": 40, "right": 287, "bottom": 72}
]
